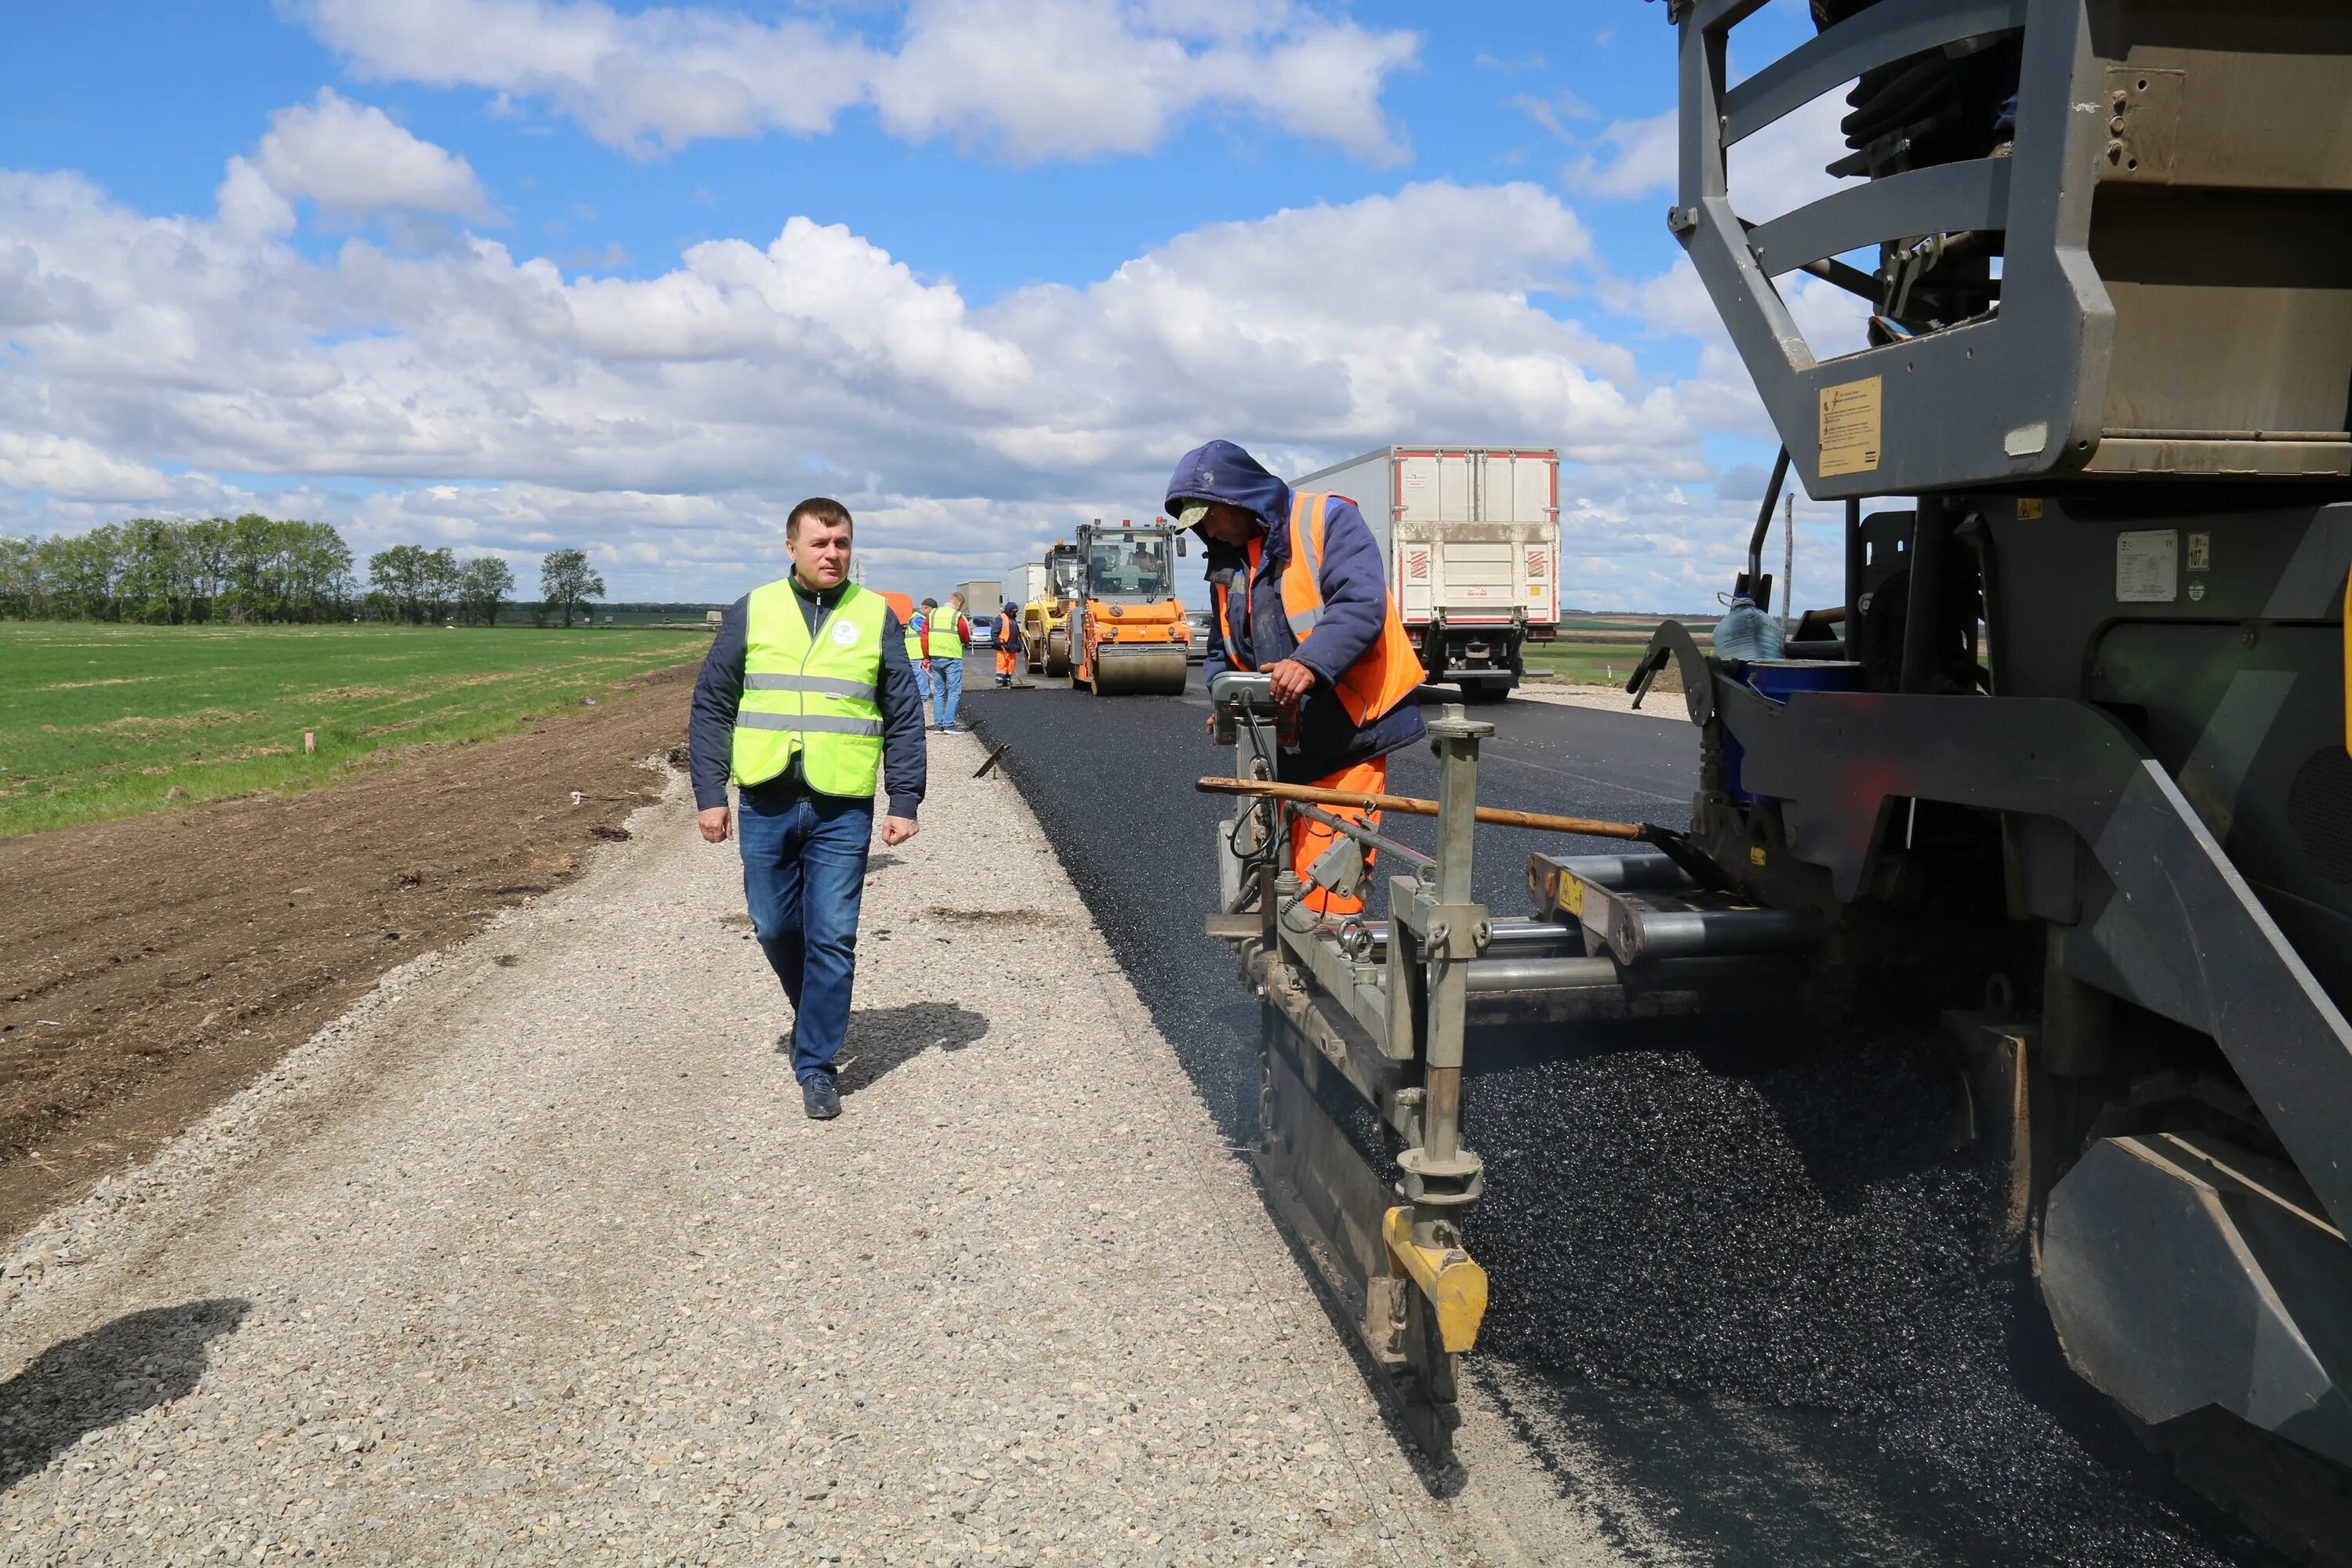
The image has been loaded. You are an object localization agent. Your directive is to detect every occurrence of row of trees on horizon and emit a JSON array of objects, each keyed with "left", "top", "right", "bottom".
[{"left": 0, "top": 517, "right": 609, "bottom": 628}]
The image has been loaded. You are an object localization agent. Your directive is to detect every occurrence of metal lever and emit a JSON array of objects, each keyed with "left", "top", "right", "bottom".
[{"left": 1209, "top": 670, "right": 1276, "bottom": 746}]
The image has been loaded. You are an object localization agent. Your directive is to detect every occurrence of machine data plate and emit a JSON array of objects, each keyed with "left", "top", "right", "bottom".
[{"left": 2116, "top": 530, "right": 2180, "bottom": 603}]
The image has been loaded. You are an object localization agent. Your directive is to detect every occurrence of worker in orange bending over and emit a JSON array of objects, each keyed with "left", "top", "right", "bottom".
[{"left": 1167, "top": 440, "right": 1427, "bottom": 916}]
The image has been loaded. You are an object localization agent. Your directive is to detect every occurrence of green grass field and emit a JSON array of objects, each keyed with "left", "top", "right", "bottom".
[
  {"left": 1, "top": 622, "right": 710, "bottom": 837},
  {"left": 1522, "top": 641, "right": 1652, "bottom": 685}
]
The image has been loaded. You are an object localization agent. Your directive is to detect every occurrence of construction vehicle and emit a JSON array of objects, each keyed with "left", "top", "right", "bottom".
[
  {"left": 1012, "top": 562, "right": 1051, "bottom": 614},
  {"left": 1069, "top": 517, "right": 1190, "bottom": 696},
  {"left": 956, "top": 580, "right": 1003, "bottom": 648},
  {"left": 1020, "top": 542, "right": 1081, "bottom": 677},
  {"left": 1207, "top": 5, "right": 2352, "bottom": 1550},
  {"left": 1292, "top": 446, "right": 1561, "bottom": 702}
]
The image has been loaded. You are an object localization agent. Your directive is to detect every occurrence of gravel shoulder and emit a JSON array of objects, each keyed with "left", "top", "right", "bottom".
[
  {"left": 1508, "top": 684, "right": 1664, "bottom": 717},
  {"left": 0, "top": 732, "right": 1629, "bottom": 1566}
]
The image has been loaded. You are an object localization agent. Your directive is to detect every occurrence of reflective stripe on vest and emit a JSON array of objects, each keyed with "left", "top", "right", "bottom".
[
  {"left": 744, "top": 672, "right": 877, "bottom": 699},
  {"left": 1220, "top": 492, "right": 1423, "bottom": 726},
  {"left": 926, "top": 610, "right": 964, "bottom": 659},
  {"left": 731, "top": 579, "right": 888, "bottom": 797},
  {"left": 735, "top": 711, "right": 885, "bottom": 735}
]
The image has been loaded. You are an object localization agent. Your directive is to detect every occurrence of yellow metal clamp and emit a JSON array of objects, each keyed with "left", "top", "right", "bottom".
[{"left": 1382, "top": 1207, "right": 1488, "bottom": 1354}]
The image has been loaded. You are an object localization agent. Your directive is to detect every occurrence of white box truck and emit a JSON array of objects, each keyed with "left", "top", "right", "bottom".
[
  {"left": 955, "top": 579, "right": 1004, "bottom": 646},
  {"left": 1011, "top": 562, "right": 1051, "bottom": 612},
  {"left": 1290, "top": 446, "right": 1560, "bottom": 700}
]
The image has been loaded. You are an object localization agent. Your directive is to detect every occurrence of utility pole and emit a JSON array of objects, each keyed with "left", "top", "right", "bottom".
[{"left": 1782, "top": 491, "right": 1796, "bottom": 631}]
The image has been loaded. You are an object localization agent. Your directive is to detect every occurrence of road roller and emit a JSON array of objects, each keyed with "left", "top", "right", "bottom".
[
  {"left": 1205, "top": 2, "right": 2352, "bottom": 1550},
  {"left": 1022, "top": 540, "right": 1081, "bottom": 678},
  {"left": 1071, "top": 517, "right": 1191, "bottom": 696}
]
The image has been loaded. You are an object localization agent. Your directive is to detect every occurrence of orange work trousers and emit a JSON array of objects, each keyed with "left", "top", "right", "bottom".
[
  {"left": 1290, "top": 757, "right": 1386, "bottom": 916},
  {"left": 994, "top": 648, "right": 1017, "bottom": 678}
]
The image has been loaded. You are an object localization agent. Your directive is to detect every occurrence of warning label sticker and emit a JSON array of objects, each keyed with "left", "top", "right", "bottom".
[
  {"left": 2116, "top": 530, "right": 2179, "bottom": 603},
  {"left": 1819, "top": 377, "right": 1882, "bottom": 477}
]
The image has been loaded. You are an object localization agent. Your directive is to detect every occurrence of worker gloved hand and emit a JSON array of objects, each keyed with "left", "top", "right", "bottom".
[{"left": 1264, "top": 659, "right": 1316, "bottom": 707}]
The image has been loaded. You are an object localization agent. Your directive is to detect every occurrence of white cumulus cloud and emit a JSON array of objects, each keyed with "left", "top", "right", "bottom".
[
  {"left": 245, "top": 89, "right": 499, "bottom": 224},
  {"left": 288, "top": 0, "right": 1420, "bottom": 162},
  {"left": 1563, "top": 90, "right": 1858, "bottom": 223},
  {"left": 2, "top": 130, "right": 1817, "bottom": 609}
]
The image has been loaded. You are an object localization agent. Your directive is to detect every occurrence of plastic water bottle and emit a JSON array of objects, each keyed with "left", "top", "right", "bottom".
[{"left": 1713, "top": 594, "right": 1784, "bottom": 662}]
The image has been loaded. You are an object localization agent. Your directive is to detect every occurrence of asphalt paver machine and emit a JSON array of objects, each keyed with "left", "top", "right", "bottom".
[
  {"left": 1207, "top": 0, "right": 2352, "bottom": 1536},
  {"left": 1071, "top": 518, "right": 1191, "bottom": 695},
  {"left": 1642, "top": 0, "right": 2352, "bottom": 1521}
]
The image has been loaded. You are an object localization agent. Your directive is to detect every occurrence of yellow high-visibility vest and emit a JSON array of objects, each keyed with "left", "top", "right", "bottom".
[
  {"left": 731, "top": 580, "right": 887, "bottom": 798},
  {"left": 926, "top": 607, "right": 964, "bottom": 659}
]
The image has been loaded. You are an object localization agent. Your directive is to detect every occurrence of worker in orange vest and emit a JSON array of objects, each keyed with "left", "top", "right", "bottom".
[
  {"left": 1167, "top": 440, "right": 1426, "bottom": 916},
  {"left": 993, "top": 600, "right": 1022, "bottom": 687}
]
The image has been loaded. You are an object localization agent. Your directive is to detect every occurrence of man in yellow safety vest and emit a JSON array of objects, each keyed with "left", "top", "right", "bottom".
[
  {"left": 920, "top": 590, "right": 970, "bottom": 732},
  {"left": 688, "top": 498, "right": 927, "bottom": 1120}
]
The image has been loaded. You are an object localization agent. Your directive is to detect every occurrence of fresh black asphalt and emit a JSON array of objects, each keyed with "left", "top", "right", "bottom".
[{"left": 958, "top": 666, "right": 2278, "bottom": 1568}]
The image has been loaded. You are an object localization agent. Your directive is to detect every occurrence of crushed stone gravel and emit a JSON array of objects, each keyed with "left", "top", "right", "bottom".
[
  {"left": 0, "top": 734, "right": 1626, "bottom": 1566},
  {"left": 1505, "top": 686, "right": 1649, "bottom": 714}
]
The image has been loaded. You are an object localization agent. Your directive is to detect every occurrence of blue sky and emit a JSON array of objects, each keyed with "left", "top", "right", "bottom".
[{"left": 0, "top": 0, "right": 1852, "bottom": 610}]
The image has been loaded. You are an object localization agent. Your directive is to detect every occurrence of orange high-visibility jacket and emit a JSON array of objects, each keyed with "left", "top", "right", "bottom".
[{"left": 1215, "top": 489, "right": 1424, "bottom": 726}]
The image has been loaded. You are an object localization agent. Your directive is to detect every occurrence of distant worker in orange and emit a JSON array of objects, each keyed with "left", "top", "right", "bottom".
[
  {"left": 1167, "top": 440, "right": 1426, "bottom": 915},
  {"left": 993, "top": 600, "right": 1022, "bottom": 688}
]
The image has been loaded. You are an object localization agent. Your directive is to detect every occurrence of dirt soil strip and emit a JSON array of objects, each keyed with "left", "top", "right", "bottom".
[
  {"left": 0, "top": 730, "right": 1638, "bottom": 1566},
  {"left": 0, "top": 666, "right": 696, "bottom": 1242}
]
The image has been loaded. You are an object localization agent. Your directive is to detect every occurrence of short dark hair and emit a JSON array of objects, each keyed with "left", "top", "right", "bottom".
[{"left": 786, "top": 497, "right": 854, "bottom": 540}]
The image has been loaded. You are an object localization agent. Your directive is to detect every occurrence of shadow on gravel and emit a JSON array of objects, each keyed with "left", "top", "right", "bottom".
[
  {"left": 823, "top": 1004, "right": 989, "bottom": 1095},
  {"left": 0, "top": 1298, "right": 249, "bottom": 1491}
]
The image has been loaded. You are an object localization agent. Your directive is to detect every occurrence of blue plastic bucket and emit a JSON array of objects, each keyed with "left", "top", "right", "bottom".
[{"left": 1723, "top": 659, "right": 1866, "bottom": 803}]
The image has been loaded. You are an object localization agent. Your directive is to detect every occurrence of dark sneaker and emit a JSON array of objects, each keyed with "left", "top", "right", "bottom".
[{"left": 801, "top": 1076, "right": 841, "bottom": 1120}]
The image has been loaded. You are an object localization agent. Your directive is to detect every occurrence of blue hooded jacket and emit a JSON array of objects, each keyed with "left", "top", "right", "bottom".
[{"left": 1166, "top": 440, "right": 1427, "bottom": 782}]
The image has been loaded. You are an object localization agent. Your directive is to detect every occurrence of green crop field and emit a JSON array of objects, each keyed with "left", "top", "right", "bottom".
[
  {"left": 1523, "top": 638, "right": 1688, "bottom": 686},
  {"left": 1, "top": 622, "right": 710, "bottom": 837},
  {"left": 1524, "top": 630, "right": 1731, "bottom": 686}
]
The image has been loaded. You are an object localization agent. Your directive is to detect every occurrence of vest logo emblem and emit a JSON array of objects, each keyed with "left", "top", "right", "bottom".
[{"left": 831, "top": 618, "right": 859, "bottom": 647}]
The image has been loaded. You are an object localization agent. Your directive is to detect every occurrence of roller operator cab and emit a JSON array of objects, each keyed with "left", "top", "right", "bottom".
[
  {"left": 1071, "top": 519, "right": 1190, "bottom": 696},
  {"left": 1632, "top": 0, "right": 2352, "bottom": 1551}
]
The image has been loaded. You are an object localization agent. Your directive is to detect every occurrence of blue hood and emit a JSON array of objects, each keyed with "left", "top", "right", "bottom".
[{"left": 1165, "top": 440, "right": 1291, "bottom": 536}]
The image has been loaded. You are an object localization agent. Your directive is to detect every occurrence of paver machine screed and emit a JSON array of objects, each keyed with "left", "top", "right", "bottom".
[
  {"left": 1207, "top": 3, "right": 2352, "bottom": 1540},
  {"left": 1071, "top": 518, "right": 1190, "bottom": 696}
]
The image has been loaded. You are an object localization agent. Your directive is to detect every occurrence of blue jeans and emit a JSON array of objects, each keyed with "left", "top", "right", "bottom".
[
  {"left": 928, "top": 656, "right": 963, "bottom": 729},
  {"left": 736, "top": 786, "right": 872, "bottom": 1083}
]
